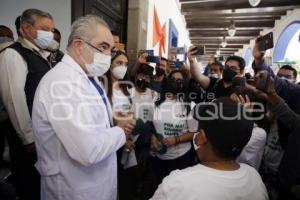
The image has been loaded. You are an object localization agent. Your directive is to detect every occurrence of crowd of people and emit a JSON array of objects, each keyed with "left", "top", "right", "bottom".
[{"left": 0, "top": 8, "right": 300, "bottom": 200}]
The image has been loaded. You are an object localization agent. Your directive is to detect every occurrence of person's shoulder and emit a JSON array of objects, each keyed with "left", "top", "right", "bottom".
[
  {"left": 252, "top": 125, "right": 267, "bottom": 141},
  {"left": 165, "top": 164, "right": 202, "bottom": 182}
]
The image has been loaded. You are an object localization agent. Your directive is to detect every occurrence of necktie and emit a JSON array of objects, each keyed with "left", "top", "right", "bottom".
[{"left": 88, "top": 77, "right": 112, "bottom": 127}]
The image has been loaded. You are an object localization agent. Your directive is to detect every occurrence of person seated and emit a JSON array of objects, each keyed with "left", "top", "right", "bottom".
[{"left": 151, "top": 97, "right": 269, "bottom": 200}]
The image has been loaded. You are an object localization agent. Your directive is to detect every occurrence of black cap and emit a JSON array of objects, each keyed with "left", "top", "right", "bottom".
[
  {"left": 193, "top": 97, "right": 253, "bottom": 158},
  {"left": 137, "top": 63, "right": 154, "bottom": 77}
]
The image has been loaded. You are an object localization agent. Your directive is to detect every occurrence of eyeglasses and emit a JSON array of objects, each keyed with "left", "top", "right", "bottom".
[
  {"left": 83, "top": 40, "right": 104, "bottom": 53},
  {"left": 225, "top": 64, "right": 240, "bottom": 72}
]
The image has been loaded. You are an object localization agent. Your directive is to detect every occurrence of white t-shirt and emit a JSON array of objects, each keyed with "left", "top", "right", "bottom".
[
  {"left": 238, "top": 124, "right": 267, "bottom": 170},
  {"left": 152, "top": 98, "right": 197, "bottom": 160},
  {"left": 112, "top": 87, "right": 131, "bottom": 114},
  {"left": 151, "top": 163, "right": 269, "bottom": 200},
  {"left": 130, "top": 88, "right": 156, "bottom": 123}
]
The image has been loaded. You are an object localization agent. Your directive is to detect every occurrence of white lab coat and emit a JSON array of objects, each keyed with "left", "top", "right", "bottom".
[{"left": 32, "top": 54, "right": 126, "bottom": 200}]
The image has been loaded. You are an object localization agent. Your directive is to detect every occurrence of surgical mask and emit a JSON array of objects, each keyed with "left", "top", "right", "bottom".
[
  {"left": 222, "top": 68, "right": 237, "bottom": 82},
  {"left": 0, "top": 36, "right": 13, "bottom": 44},
  {"left": 34, "top": 30, "right": 54, "bottom": 49},
  {"left": 209, "top": 73, "right": 221, "bottom": 79},
  {"left": 166, "top": 78, "right": 184, "bottom": 94},
  {"left": 85, "top": 52, "right": 111, "bottom": 77},
  {"left": 193, "top": 132, "right": 200, "bottom": 151},
  {"left": 47, "top": 40, "right": 60, "bottom": 51},
  {"left": 155, "top": 66, "right": 165, "bottom": 77},
  {"left": 112, "top": 65, "right": 127, "bottom": 80}
]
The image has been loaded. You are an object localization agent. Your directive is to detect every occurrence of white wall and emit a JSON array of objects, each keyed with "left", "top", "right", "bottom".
[
  {"left": 236, "top": 8, "right": 300, "bottom": 73},
  {"left": 146, "top": 0, "right": 191, "bottom": 58},
  {"left": 0, "top": 0, "right": 71, "bottom": 52}
]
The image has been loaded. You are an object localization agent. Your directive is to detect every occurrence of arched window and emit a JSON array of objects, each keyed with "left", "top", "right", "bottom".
[{"left": 273, "top": 21, "right": 300, "bottom": 62}]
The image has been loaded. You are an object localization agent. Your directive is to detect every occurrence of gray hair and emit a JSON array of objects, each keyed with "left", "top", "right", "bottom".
[
  {"left": 67, "top": 15, "right": 110, "bottom": 50},
  {"left": 21, "top": 9, "right": 53, "bottom": 25}
]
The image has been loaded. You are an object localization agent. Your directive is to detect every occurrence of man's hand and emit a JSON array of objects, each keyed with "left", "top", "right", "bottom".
[
  {"left": 150, "top": 134, "right": 159, "bottom": 152},
  {"left": 230, "top": 93, "right": 253, "bottom": 113},
  {"left": 125, "top": 140, "right": 135, "bottom": 151},
  {"left": 163, "top": 136, "right": 176, "bottom": 147},
  {"left": 188, "top": 46, "right": 197, "bottom": 62},
  {"left": 253, "top": 37, "right": 265, "bottom": 61},
  {"left": 138, "top": 52, "right": 148, "bottom": 64},
  {"left": 116, "top": 114, "right": 136, "bottom": 138}
]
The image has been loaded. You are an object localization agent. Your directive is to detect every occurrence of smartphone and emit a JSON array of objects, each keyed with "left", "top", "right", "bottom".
[
  {"left": 191, "top": 46, "right": 205, "bottom": 55},
  {"left": 258, "top": 32, "right": 274, "bottom": 51},
  {"left": 144, "top": 50, "right": 154, "bottom": 56},
  {"left": 174, "top": 60, "right": 184, "bottom": 68},
  {"left": 146, "top": 55, "right": 160, "bottom": 63},
  {"left": 115, "top": 43, "right": 125, "bottom": 51},
  {"left": 256, "top": 73, "right": 270, "bottom": 92}
]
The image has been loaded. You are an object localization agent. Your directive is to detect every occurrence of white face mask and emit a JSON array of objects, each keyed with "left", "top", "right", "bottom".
[
  {"left": 47, "top": 40, "right": 60, "bottom": 51},
  {"left": 112, "top": 65, "right": 127, "bottom": 80},
  {"left": 0, "top": 36, "right": 13, "bottom": 44},
  {"left": 193, "top": 132, "right": 200, "bottom": 151},
  {"left": 34, "top": 30, "right": 54, "bottom": 49},
  {"left": 85, "top": 52, "right": 111, "bottom": 77},
  {"left": 209, "top": 73, "right": 221, "bottom": 79}
]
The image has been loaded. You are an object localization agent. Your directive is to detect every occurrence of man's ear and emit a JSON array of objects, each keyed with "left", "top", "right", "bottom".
[{"left": 198, "top": 129, "right": 207, "bottom": 146}]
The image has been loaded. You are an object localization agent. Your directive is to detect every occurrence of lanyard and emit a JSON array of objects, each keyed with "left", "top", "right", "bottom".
[{"left": 88, "top": 77, "right": 112, "bottom": 127}]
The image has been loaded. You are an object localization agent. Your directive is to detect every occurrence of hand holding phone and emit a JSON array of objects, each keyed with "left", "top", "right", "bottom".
[{"left": 257, "top": 32, "right": 274, "bottom": 51}]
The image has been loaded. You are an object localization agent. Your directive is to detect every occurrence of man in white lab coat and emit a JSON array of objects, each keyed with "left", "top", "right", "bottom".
[{"left": 32, "top": 15, "right": 135, "bottom": 200}]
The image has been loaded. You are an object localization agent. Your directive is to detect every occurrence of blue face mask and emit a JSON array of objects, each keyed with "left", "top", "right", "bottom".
[
  {"left": 34, "top": 30, "right": 54, "bottom": 49},
  {"left": 0, "top": 36, "right": 13, "bottom": 44}
]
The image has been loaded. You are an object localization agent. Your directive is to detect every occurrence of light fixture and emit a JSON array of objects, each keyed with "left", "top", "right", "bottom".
[
  {"left": 228, "top": 21, "right": 236, "bottom": 37},
  {"left": 249, "top": 0, "right": 261, "bottom": 7},
  {"left": 216, "top": 50, "right": 220, "bottom": 55},
  {"left": 221, "top": 36, "right": 227, "bottom": 47}
]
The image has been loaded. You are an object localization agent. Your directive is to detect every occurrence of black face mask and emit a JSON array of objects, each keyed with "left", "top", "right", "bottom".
[
  {"left": 156, "top": 67, "right": 165, "bottom": 77},
  {"left": 223, "top": 68, "right": 237, "bottom": 83},
  {"left": 166, "top": 78, "right": 184, "bottom": 94},
  {"left": 136, "top": 78, "right": 149, "bottom": 91}
]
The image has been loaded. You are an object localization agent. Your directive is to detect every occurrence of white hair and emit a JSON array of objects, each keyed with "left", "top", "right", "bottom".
[{"left": 67, "top": 15, "right": 110, "bottom": 50}]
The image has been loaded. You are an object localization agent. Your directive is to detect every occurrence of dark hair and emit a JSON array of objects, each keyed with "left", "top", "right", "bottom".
[
  {"left": 21, "top": 9, "right": 53, "bottom": 25},
  {"left": 226, "top": 55, "right": 246, "bottom": 70},
  {"left": 280, "top": 65, "right": 297, "bottom": 79},
  {"left": 0, "top": 25, "right": 13, "bottom": 39},
  {"left": 101, "top": 51, "right": 131, "bottom": 104},
  {"left": 155, "top": 69, "right": 190, "bottom": 108},
  {"left": 15, "top": 16, "right": 21, "bottom": 36},
  {"left": 53, "top": 28, "right": 61, "bottom": 35},
  {"left": 210, "top": 62, "right": 224, "bottom": 71},
  {"left": 111, "top": 50, "right": 128, "bottom": 64},
  {"left": 111, "top": 30, "right": 119, "bottom": 37},
  {"left": 161, "top": 57, "right": 168, "bottom": 62}
]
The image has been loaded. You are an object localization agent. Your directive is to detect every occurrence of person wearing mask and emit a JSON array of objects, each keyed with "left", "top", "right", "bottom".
[
  {"left": 0, "top": 9, "right": 55, "bottom": 200},
  {"left": 209, "top": 61, "right": 223, "bottom": 79},
  {"left": 254, "top": 72, "right": 300, "bottom": 200},
  {"left": 229, "top": 93, "right": 267, "bottom": 170},
  {"left": 189, "top": 46, "right": 246, "bottom": 102},
  {"left": 150, "top": 69, "right": 197, "bottom": 191},
  {"left": 100, "top": 50, "right": 134, "bottom": 200},
  {"left": 0, "top": 25, "right": 14, "bottom": 51},
  {"left": 277, "top": 65, "right": 297, "bottom": 84},
  {"left": 47, "top": 28, "right": 64, "bottom": 66},
  {"left": 151, "top": 97, "right": 268, "bottom": 200},
  {"left": 32, "top": 15, "right": 135, "bottom": 200}
]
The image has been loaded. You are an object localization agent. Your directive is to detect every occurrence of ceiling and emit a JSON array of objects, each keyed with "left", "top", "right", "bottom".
[{"left": 180, "top": 0, "right": 300, "bottom": 59}]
